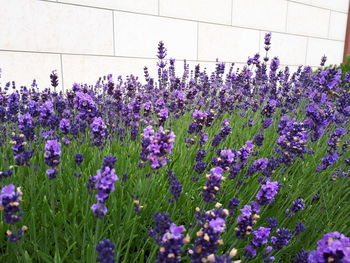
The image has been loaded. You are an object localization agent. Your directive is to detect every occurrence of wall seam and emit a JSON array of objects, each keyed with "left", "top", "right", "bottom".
[
  {"left": 0, "top": 38, "right": 344, "bottom": 60},
  {"left": 60, "top": 54, "right": 64, "bottom": 91},
  {"left": 0, "top": 48, "right": 314, "bottom": 67},
  {"left": 230, "top": 0, "right": 233, "bottom": 25},
  {"left": 52, "top": 0, "right": 349, "bottom": 15},
  {"left": 112, "top": 11, "right": 116, "bottom": 56},
  {"left": 258, "top": 30, "right": 261, "bottom": 54},
  {"left": 287, "top": 0, "right": 347, "bottom": 14},
  {"left": 304, "top": 37, "right": 309, "bottom": 65},
  {"left": 327, "top": 10, "right": 332, "bottom": 39},
  {"left": 196, "top": 22, "right": 199, "bottom": 60},
  {"left": 158, "top": 0, "right": 160, "bottom": 16},
  {"left": 285, "top": 1, "right": 289, "bottom": 32},
  {"left": 47, "top": 0, "right": 344, "bottom": 42}
]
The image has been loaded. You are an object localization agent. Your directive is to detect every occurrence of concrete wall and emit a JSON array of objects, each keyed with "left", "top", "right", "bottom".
[{"left": 0, "top": 0, "right": 348, "bottom": 90}]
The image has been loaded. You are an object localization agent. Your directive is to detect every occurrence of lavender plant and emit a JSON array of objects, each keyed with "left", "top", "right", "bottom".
[{"left": 0, "top": 35, "right": 349, "bottom": 262}]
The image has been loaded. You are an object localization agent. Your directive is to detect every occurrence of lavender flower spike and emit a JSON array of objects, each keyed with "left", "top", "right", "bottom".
[
  {"left": 202, "top": 167, "right": 224, "bottom": 203},
  {"left": 308, "top": 232, "right": 350, "bottom": 263},
  {"left": 96, "top": 239, "right": 116, "bottom": 263},
  {"left": 44, "top": 139, "right": 61, "bottom": 179},
  {"left": 256, "top": 180, "right": 280, "bottom": 205}
]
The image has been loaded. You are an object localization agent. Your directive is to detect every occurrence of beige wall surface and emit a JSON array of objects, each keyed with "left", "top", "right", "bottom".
[{"left": 0, "top": 0, "right": 348, "bottom": 90}]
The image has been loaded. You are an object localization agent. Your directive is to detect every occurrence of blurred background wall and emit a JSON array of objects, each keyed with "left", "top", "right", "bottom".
[{"left": 0, "top": 0, "right": 349, "bottom": 90}]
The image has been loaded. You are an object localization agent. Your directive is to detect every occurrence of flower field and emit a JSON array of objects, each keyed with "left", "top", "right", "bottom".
[{"left": 0, "top": 35, "right": 350, "bottom": 262}]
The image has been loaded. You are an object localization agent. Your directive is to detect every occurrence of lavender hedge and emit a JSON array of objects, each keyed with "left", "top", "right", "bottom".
[{"left": 0, "top": 34, "right": 349, "bottom": 262}]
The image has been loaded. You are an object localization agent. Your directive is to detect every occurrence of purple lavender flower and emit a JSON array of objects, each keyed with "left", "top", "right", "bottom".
[
  {"left": 122, "top": 173, "right": 128, "bottom": 182},
  {"left": 74, "top": 91, "right": 97, "bottom": 121},
  {"left": 262, "top": 118, "right": 273, "bottom": 129},
  {"left": 317, "top": 67, "right": 341, "bottom": 90},
  {"left": 0, "top": 169, "right": 13, "bottom": 180},
  {"left": 6, "top": 226, "right": 28, "bottom": 242},
  {"left": 193, "top": 161, "right": 207, "bottom": 174},
  {"left": 235, "top": 204, "right": 259, "bottom": 239},
  {"left": 262, "top": 99, "right": 277, "bottom": 118},
  {"left": 140, "top": 125, "right": 175, "bottom": 169},
  {"left": 316, "top": 153, "right": 339, "bottom": 171},
  {"left": 264, "top": 33, "right": 272, "bottom": 51},
  {"left": 90, "top": 166, "right": 118, "bottom": 218},
  {"left": 7, "top": 92, "right": 19, "bottom": 121},
  {"left": 304, "top": 103, "right": 333, "bottom": 142},
  {"left": 11, "top": 133, "right": 33, "bottom": 166},
  {"left": 0, "top": 184, "right": 23, "bottom": 225},
  {"left": 212, "top": 149, "right": 236, "bottom": 170},
  {"left": 91, "top": 203, "right": 108, "bottom": 218},
  {"left": 251, "top": 227, "right": 271, "bottom": 248},
  {"left": 59, "top": 118, "right": 70, "bottom": 134},
  {"left": 0, "top": 184, "right": 28, "bottom": 242},
  {"left": 96, "top": 239, "right": 116, "bottom": 263},
  {"left": 44, "top": 140, "right": 61, "bottom": 166},
  {"left": 228, "top": 197, "right": 240, "bottom": 214},
  {"left": 276, "top": 116, "right": 309, "bottom": 165},
  {"left": 346, "top": 157, "right": 350, "bottom": 166},
  {"left": 40, "top": 100, "right": 54, "bottom": 122},
  {"left": 200, "top": 133, "right": 208, "bottom": 146},
  {"left": 157, "top": 41, "right": 167, "bottom": 60},
  {"left": 247, "top": 158, "right": 269, "bottom": 176},
  {"left": 320, "top": 55, "right": 327, "bottom": 66},
  {"left": 50, "top": 70, "right": 59, "bottom": 88},
  {"left": 130, "top": 126, "right": 139, "bottom": 141},
  {"left": 263, "top": 246, "right": 275, "bottom": 262},
  {"left": 132, "top": 195, "right": 143, "bottom": 213},
  {"left": 0, "top": 106, "right": 6, "bottom": 122},
  {"left": 90, "top": 117, "right": 108, "bottom": 147},
  {"left": 157, "top": 108, "right": 169, "bottom": 126},
  {"left": 44, "top": 139, "right": 61, "bottom": 179},
  {"left": 74, "top": 153, "right": 84, "bottom": 166},
  {"left": 308, "top": 232, "right": 350, "bottom": 263},
  {"left": 286, "top": 198, "right": 305, "bottom": 218},
  {"left": 157, "top": 224, "right": 187, "bottom": 263},
  {"left": 46, "top": 168, "right": 58, "bottom": 180},
  {"left": 206, "top": 254, "right": 234, "bottom": 263},
  {"left": 167, "top": 170, "right": 183, "bottom": 202},
  {"left": 149, "top": 212, "right": 173, "bottom": 245},
  {"left": 93, "top": 167, "right": 118, "bottom": 202},
  {"left": 327, "top": 128, "right": 346, "bottom": 153},
  {"left": 18, "top": 112, "right": 34, "bottom": 141},
  {"left": 267, "top": 217, "right": 278, "bottom": 229},
  {"left": 253, "top": 133, "right": 264, "bottom": 146},
  {"left": 195, "top": 149, "right": 206, "bottom": 162},
  {"left": 202, "top": 167, "right": 224, "bottom": 203},
  {"left": 211, "top": 134, "right": 224, "bottom": 148},
  {"left": 229, "top": 141, "right": 254, "bottom": 179},
  {"left": 244, "top": 244, "right": 257, "bottom": 259},
  {"left": 293, "top": 249, "right": 310, "bottom": 263},
  {"left": 211, "top": 120, "right": 232, "bottom": 147},
  {"left": 193, "top": 149, "right": 208, "bottom": 174},
  {"left": 256, "top": 180, "right": 279, "bottom": 205},
  {"left": 188, "top": 110, "right": 207, "bottom": 134},
  {"left": 62, "top": 137, "right": 70, "bottom": 145},
  {"left": 189, "top": 206, "right": 229, "bottom": 262},
  {"left": 248, "top": 120, "right": 256, "bottom": 127},
  {"left": 294, "top": 222, "right": 306, "bottom": 235},
  {"left": 271, "top": 228, "right": 292, "bottom": 250},
  {"left": 270, "top": 57, "right": 280, "bottom": 72},
  {"left": 102, "top": 155, "right": 117, "bottom": 170}
]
